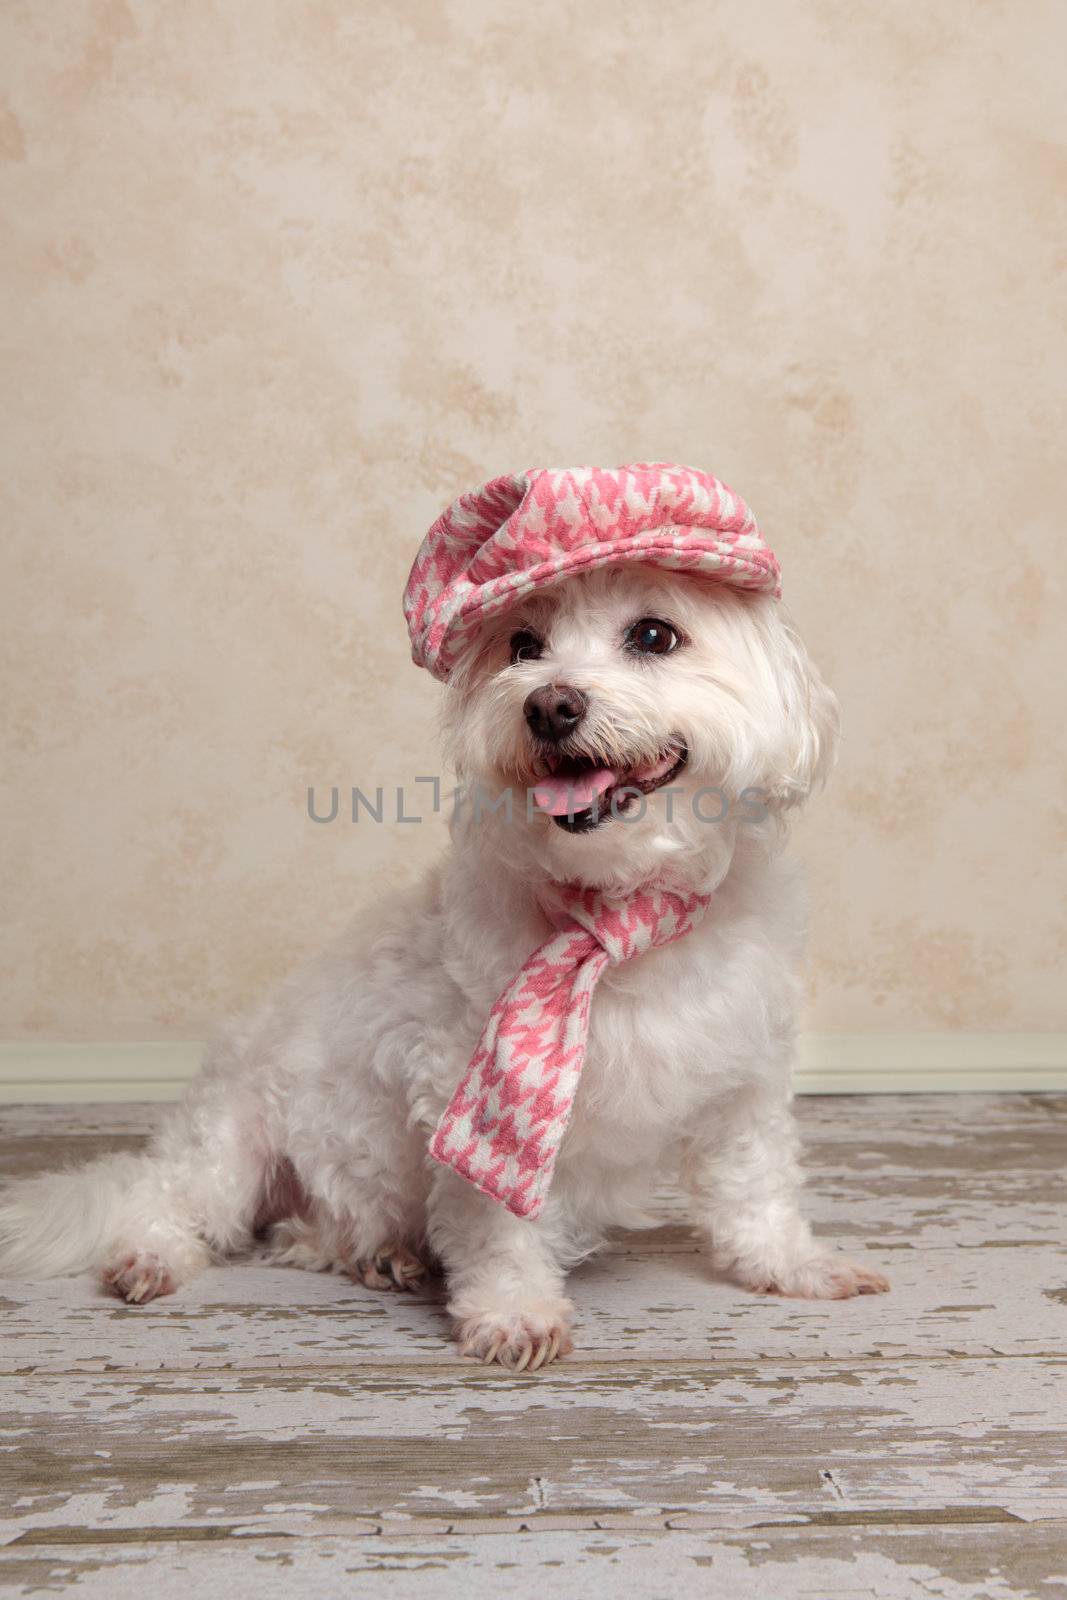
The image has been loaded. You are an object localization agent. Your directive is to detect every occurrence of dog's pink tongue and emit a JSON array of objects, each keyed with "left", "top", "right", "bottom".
[{"left": 532, "top": 768, "right": 616, "bottom": 816}]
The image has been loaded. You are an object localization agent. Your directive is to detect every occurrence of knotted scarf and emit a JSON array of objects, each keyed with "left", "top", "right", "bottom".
[{"left": 429, "top": 883, "right": 711, "bottom": 1218}]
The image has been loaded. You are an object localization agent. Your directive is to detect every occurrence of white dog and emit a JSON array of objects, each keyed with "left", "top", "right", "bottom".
[{"left": 0, "top": 466, "right": 888, "bottom": 1370}]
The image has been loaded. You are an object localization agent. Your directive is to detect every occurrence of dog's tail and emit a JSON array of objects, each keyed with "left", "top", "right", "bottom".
[{"left": 0, "top": 1153, "right": 155, "bottom": 1277}]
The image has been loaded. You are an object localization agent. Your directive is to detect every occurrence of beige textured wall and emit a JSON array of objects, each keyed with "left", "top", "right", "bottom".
[{"left": 1, "top": 1, "right": 1064, "bottom": 1042}]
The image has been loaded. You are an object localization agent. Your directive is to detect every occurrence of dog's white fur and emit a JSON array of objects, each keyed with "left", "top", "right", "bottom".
[{"left": 0, "top": 565, "right": 887, "bottom": 1366}]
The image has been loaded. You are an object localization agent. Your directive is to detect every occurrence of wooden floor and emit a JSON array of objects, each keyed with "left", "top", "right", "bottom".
[{"left": 0, "top": 1096, "right": 1064, "bottom": 1599}]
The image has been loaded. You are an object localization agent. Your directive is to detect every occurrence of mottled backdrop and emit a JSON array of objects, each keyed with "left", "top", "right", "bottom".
[{"left": 1, "top": 1, "right": 1063, "bottom": 1042}]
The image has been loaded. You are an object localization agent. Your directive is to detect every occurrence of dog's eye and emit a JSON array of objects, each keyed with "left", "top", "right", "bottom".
[
  {"left": 625, "top": 617, "right": 680, "bottom": 656},
  {"left": 509, "top": 629, "right": 544, "bottom": 664}
]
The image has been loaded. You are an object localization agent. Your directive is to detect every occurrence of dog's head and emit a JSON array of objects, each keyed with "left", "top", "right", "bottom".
[{"left": 443, "top": 565, "right": 838, "bottom": 889}]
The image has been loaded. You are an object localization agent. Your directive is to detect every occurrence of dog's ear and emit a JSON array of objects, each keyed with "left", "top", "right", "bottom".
[{"left": 757, "top": 606, "right": 840, "bottom": 812}]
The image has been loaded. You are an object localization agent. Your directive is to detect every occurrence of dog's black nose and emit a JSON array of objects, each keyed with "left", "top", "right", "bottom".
[{"left": 523, "top": 683, "right": 587, "bottom": 742}]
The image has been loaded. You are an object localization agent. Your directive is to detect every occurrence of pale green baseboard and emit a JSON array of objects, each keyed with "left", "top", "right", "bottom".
[
  {"left": 0, "top": 1043, "right": 201, "bottom": 1103},
  {"left": 794, "top": 1033, "right": 1067, "bottom": 1093},
  {"left": 0, "top": 1035, "right": 1064, "bottom": 1103}
]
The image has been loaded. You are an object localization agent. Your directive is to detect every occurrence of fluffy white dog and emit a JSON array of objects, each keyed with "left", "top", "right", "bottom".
[{"left": 0, "top": 476, "right": 889, "bottom": 1370}]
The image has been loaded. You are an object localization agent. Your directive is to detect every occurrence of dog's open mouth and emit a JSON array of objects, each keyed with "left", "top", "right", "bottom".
[{"left": 531, "top": 741, "right": 689, "bottom": 833}]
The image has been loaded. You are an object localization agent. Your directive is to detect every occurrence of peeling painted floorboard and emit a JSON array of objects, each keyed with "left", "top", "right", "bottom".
[
  {"left": 3, "top": 1527, "right": 1067, "bottom": 1600},
  {"left": 0, "top": 1095, "right": 1065, "bottom": 1597}
]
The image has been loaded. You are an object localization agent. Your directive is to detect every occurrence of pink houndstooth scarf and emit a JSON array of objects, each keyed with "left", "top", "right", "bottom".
[{"left": 429, "top": 883, "right": 711, "bottom": 1218}]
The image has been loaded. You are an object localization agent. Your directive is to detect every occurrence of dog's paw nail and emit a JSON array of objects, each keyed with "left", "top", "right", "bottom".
[
  {"left": 457, "top": 1308, "right": 572, "bottom": 1371},
  {"left": 749, "top": 1257, "right": 891, "bottom": 1300},
  {"left": 352, "top": 1244, "right": 431, "bottom": 1294},
  {"left": 855, "top": 1267, "right": 891, "bottom": 1295},
  {"left": 102, "top": 1250, "right": 175, "bottom": 1305}
]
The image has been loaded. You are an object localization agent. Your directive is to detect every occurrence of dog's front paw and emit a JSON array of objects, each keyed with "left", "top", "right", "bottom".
[
  {"left": 102, "top": 1250, "right": 176, "bottom": 1305},
  {"left": 749, "top": 1254, "right": 890, "bottom": 1300},
  {"left": 351, "top": 1243, "right": 432, "bottom": 1294},
  {"left": 454, "top": 1303, "right": 574, "bottom": 1371}
]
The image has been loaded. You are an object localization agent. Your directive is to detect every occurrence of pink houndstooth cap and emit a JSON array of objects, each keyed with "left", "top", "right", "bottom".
[{"left": 403, "top": 462, "right": 781, "bottom": 680}]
